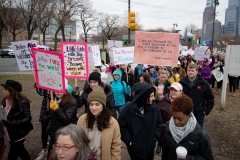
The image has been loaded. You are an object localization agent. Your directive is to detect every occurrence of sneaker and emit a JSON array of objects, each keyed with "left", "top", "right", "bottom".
[{"left": 35, "top": 149, "right": 48, "bottom": 160}]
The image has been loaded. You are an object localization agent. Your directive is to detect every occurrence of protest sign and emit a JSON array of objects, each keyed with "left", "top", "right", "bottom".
[
  {"left": 134, "top": 31, "right": 180, "bottom": 66},
  {"left": 91, "top": 45, "right": 101, "bottom": 66},
  {"left": 11, "top": 40, "right": 37, "bottom": 71},
  {"left": 181, "top": 49, "right": 194, "bottom": 56},
  {"left": 194, "top": 46, "right": 211, "bottom": 61},
  {"left": 228, "top": 45, "right": 240, "bottom": 76},
  {"left": 88, "top": 45, "right": 95, "bottom": 74},
  {"left": 108, "top": 40, "right": 123, "bottom": 63},
  {"left": 211, "top": 68, "right": 223, "bottom": 82},
  {"left": 60, "top": 42, "right": 88, "bottom": 79},
  {"left": 31, "top": 48, "right": 65, "bottom": 94},
  {"left": 112, "top": 47, "right": 134, "bottom": 65}
]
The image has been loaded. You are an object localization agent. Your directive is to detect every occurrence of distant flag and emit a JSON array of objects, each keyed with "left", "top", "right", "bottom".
[
  {"left": 217, "top": 42, "right": 220, "bottom": 45},
  {"left": 180, "top": 35, "right": 186, "bottom": 42},
  {"left": 222, "top": 41, "right": 225, "bottom": 45},
  {"left": 230, "top": 40, "right": 235, "bottom": 42},
  {"left": 187, "top": 31, "right": 195, "bottom": 38}
]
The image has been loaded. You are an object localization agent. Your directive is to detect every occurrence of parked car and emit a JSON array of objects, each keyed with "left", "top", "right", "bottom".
[
  {"left": 0, "top": 46, "right": 15, "bottom": 58},
  {"left": 38, "top": 45, "right": 52, "bottom": 51}
]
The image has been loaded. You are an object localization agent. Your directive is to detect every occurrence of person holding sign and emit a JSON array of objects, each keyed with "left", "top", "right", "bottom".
[
  {"left": 1, "top": 80, "right": 33, "bottom": 160},
  {"left": 162, "top": 95, "right": 214, "bottom": 160},
  {"left": 47, "top": 90, "right": 78, "bottom": 158},
  {"left": 211, "top": 56, "right": 223, "bottom": 94}
]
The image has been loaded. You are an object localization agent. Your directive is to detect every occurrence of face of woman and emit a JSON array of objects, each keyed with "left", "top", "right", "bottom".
[
  {"left": 89, "top": 101, "right": 103, "bottom": 117},
  {"left": 139, "top": 76, "right": 144, "bottom": 82},
  {"left": 56, "top": 135, "right": 78, "bottom": 160},
  {"left": 159, "top": 74, "right": 167, "bottom": 84},
  {"left": 172, "top": 112, "right": 191, "bottom": 127},
  {"left": 2, "top": 88, "right": 10, "bottom": 98},
  {"left": 89, "top": 80, "right": 99, "bottom": 90},
  {"left": 55, "top": 92, "right": 64, "bottom": 99},
  {"left": 183, "top": 60, "right": 187, "bottom": 64},
  {"left": 170, "top": 88, "right": 182, "bottom": 99},
  {"left": 147, "top": 92, "right": 155, "bottom": 104}
]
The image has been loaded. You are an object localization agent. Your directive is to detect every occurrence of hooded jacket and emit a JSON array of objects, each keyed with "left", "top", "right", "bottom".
[
  {"left": 162, "top": 121, "right": 214, "bottom": 160},
  {"left": 118, "top": 82, "right": 162, "bottom": 159},
  {"left": 180, "top": 75, "right": 214, "bottom": 117},
  {"left": 120, "top": 67, "right": 134, "bottom": 88},
  {"left": 111, "top": 69, "right": 131, "bottom": 106}
]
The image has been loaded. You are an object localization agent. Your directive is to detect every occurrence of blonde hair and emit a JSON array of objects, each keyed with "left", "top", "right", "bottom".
[{"left": 158, "top": 68, "right": 169, "bottom": 77}]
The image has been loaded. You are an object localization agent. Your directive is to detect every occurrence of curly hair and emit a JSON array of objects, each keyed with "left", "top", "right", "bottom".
[{"left": 170, "top": 95, "right": 193, "bottom": 115}]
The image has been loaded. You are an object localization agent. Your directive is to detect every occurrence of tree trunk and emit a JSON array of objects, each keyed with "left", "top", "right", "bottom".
[
  {"left": 0, "top": 33, "right": 2, "bottom": 49},
  {"left": 13, "top": 33, "right": 16, "bottom": 41},
  {"left": 84, "top": 29, "right": 88, "bottom": 42},
  {"left": 61, "top": 26, "right": 65, "bottom": 42},
  {"left": 54, "top": 27, "right": 61, "bottom": 51},
  {"left": 42, "top": 32, "right": 46, "bottom": 45},
  {"left": 102, "top": 38, "right": 105, "bottom": 50}
]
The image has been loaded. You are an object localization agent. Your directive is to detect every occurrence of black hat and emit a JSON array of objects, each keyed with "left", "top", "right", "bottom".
[
  {"left": 149, "top": 65, "right": 155, "bottom": 69},
  {"left": 1, "top": 80, "right": 22, "bottom": 92},
  {"left": 88, "top": 72, "right": 101, "bottom": 83}
]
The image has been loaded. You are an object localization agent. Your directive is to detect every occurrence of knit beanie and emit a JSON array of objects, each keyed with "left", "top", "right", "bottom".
[
  {"left": 89, "top": 72, "right": 101, "bottom": 83},
  {"left": 88, "top": 86, "right": 106, "bottom": 106}
]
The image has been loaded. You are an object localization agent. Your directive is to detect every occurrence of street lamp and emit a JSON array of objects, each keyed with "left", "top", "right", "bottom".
[{"left": 211, "top": 0, "right": 219, "bottom": 48}]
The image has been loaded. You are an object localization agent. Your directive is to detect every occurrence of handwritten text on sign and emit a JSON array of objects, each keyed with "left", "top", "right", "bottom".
[
  {"left": 113, "top": 47, "right": 134, "bottom": 65},
  {"left": 11, "top": 40, "right": 37, "bottom": 71},
  {"left": 61, "top": 42, "right": 89, "bottom": 79},
  {"left": 194, "top": 46, "right": 211, "bottom": 61},
  {"left": 134, "top": 31, "right": 180, "bottom": 66},
  {"left": 31, "top": 48, "right": 65, "bottom": 93}
]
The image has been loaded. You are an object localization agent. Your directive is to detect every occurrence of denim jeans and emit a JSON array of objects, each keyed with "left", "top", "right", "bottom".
[{"left": 196, "top": 115, "right": 205, "bottom": 128}]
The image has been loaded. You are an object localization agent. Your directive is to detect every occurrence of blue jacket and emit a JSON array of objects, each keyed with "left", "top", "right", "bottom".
[
  {"left": 149, "top": 71, "right": 158, "bottom": 83},
  {"left": 111, "top": 69, "right": 131, "bottom": 106}
]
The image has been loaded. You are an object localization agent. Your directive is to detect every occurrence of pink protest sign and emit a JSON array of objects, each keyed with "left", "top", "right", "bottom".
[
  {"left": 31, "top": 48, "right": 66, "bottom": 94},
  {"left": 60, "top": 42, "right": 89, "bottom": 79},
  {"left": 134, "top": 31, "right": 180, "bottom": 66}
]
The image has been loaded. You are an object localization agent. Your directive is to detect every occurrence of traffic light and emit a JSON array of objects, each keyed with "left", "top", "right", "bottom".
[{"left": 128, "top": 12, "right": 138, "bottom": 30}]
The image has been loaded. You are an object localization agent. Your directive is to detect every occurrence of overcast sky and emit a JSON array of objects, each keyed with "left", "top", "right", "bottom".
[{"left": 77, "top": 0, "right": 228, "bottom": 36}]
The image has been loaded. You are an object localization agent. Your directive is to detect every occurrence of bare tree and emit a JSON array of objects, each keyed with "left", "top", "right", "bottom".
[
  {"left": 98, "top": 13, "right": 121, "bottom": 40},
  {"left": 78, "top": 0, "right": 97, "bottom": 42},
  {"left": 0, "top": 0, "right": 9, "bottom": 48}
]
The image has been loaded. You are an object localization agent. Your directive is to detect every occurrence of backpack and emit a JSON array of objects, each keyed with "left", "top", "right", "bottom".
[{"left": 110, "top": 81, "right": 132, "bottom": 102}]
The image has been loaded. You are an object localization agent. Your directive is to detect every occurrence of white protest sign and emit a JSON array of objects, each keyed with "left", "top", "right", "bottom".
[
  {"left": 88, "top": 45, "right": 95, "bottom": 74},
  {"left": 108, "top": 40, "right": 123, "bottom": 63},
  {"left": 182, "top": 46, "right": 188, "bottom": 51},
  {"left": 91, "top": 45, "right": 101, "bottom": 66},
  {"left": 211, "top": 67, "right": 223, "bottom": 82},
  {"left": 11, "top": 40, "right": 37, "bottom": 71},
  {"left": 181, "top": 49, "right": 194, "bottom": 56},
  {"left": 112, "top": 47, "right": 134, "bottom": 65},
  {"left": 228, "top": 45, "right": 240, "bottom": 76},
  {"left": 194, "top": 46, "right": 211, "bottom": 61},
  {"left": 31, "top": 48, "right": 66, "bottom": 94}
]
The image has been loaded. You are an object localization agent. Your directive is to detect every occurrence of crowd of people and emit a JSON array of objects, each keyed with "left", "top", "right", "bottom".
[{"left": 1, "top": 48, "right": 235, "bottom": 160}]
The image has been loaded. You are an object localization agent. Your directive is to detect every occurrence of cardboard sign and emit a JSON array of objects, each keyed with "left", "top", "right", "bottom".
[
  {"left": 11, "top": 40, "right": 37, "bottom": 71},
  {"left": 212, "top": 67, "right": 223, "bottom": 82},
  {"left": 228, "top": 45, "right": 240, "bottom": 76},
  {"left": 112, "top": 47, "right": 134, "bottom": 65},
  {"left": 60, "top": 42, "right": 88, "bottom": 79},
  {"left": 32, "top": 48, "right": 65, "bottom": 93},
  {"left": 108, "top": 40, "right": 123, "bottom": 63},
  {"left": 194, "top": 46, "right": 211, "bottom": 61},
  {"left": 181, "top": 49, "right": 194, "bottom": 56},
  {"left": 134, "top": 31, "right": 180, "bottom": 66},
  {"left": 91, "top": 45, "right": 101, "bottom": 66}
]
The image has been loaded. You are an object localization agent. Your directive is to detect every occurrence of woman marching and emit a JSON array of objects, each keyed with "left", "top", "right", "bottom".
[
  {"left": 1, "top": 80, "right": 34, "bottom": 160},
  {"left": 78, "top": 86, "right": 121, "bottom": 160}
]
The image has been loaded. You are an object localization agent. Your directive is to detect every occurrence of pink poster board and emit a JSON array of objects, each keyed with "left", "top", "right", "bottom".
[
  {"left": 31, "top": 48, "right": 66, "bottom": 94},
  {"left": 134, "top": 31, "right": 180, "bottom": 66},
  {"left": 60, "top": 42, "right": 89, "bottom": 79}
]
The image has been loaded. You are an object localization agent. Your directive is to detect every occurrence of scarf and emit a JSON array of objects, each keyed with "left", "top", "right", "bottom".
[
  {"left": 169, "top": 112, "right": 196, "bottom": 144},
  {"left": 54, "top": 98, "right": 62, "bottom": 106},
  {"left": 137, "top": 65, "right": 143, "bottom": 75}
]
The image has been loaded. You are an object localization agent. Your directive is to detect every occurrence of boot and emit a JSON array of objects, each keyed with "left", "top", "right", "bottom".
[
  {"left": 228, "top": 91, "right": 232, "bottom": 95},
  {"left": 156, "top": 144, "right": 161, "bottom": 154},
  {"left": 232, "top": 92, "right": 236, "bottom": 97},
  {"left": 215, "top": 89, "right": 220, "bottom": 94},
  {"left": 211, "top": 88, "right": 215, "bottom": 94}
]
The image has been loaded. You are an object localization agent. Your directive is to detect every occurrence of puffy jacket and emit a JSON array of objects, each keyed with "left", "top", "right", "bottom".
[
  {"left": 47, "top": 97, "right": 78, "bottom": 138},
  {"left": 162, "top": 121, "right": 214, "bottom": 160},
  {"left": 120, "top": 68, "right": 134, "bottom": 88},
  {"left": 198, "top": 56, "right": 215, "bottom": 78},
  {"left": 74, "top": 83, "right": 117, "bottom": 119},
  {"left": 2, "top": 99, "right": 34, "bottom": 142},
  {"left": 118, "top": 82, "right": 162, "bottom": 159},
  {"left": 154, "top": 79, "right": 171, "bottom": 95},
  {"left": 158, "top": 94, "right": 172, "bottom": 124},
  {"left": 111, "top": 69, "right": 131, "bottom": 106},
  {"left": 180, "top": 75, "right": 214, "bottom": 117},
  {"left": 172, "top": 66, "right": 186, "bottom": 80}
]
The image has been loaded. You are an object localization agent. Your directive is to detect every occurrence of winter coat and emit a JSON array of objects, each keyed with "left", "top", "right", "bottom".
[
  {"left": 3, "top": 99, "right": 34, "bottom": 142},
  {"left": 154, "top": 79, "right": 171, "bottom": 96},
  {"left": 172, "top": 67, "right": 186, "bottom": 80},
  {"left": 134, "top": 65, "right": 145, "bottom": 83},
  {"left": 149, "top": 71, "right": 158, "bottom": 83},
  {"left": 181, "top": 63, "right": 188, "bottom": 74},
  {"left": 118, "top": 82, "right": 162, "bottom": 159},
  {"left": 111, "top": 69, "right": 131, "bottom": 106},
  {"left": 198, "top": 56, "right": 215, "bottom": 78},
  {"left": 158, "top": 94, "right": 172, "bottom": 124},
  {"left": 74, "top": 83, "right": 117, "bottom": 119},
  {"left": 211, "top": 61, "right": 223, "bottom": 73},
  {"left": 47, "top": 97, "right": 78, "bottom": 138},
  {"left": 120, "top": 68, "right": 134, "bottom": 88},
  {"left": 162, "top": 121, "right": 214, "bottom": 160},
  {"left": 180, "top": 75, "right": 214, "bottom": 118},
  {"left": 0, "top": 123, "right": 3, "bottom": 151},
  {"left": 78, "top": 114, "right": 121, "bottom": 160}
]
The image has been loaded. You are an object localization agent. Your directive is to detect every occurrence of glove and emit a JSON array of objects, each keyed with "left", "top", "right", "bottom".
[
  {"left": 50, "top": 100, "right": 59, "bottom": 110},
  {"left": 72, "top": 86, "right": 80, "bottom": 95}
]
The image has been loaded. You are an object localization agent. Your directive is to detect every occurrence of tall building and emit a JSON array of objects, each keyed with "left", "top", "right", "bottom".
[
  {"left": 224, "top": 0, "right": 240, "bottom": 36},
  {"left": 202, "top": 0, "right": 214, "bottom": 38},
  {"left": 205, "top": 20, "right": 222, "bottom": 42}
]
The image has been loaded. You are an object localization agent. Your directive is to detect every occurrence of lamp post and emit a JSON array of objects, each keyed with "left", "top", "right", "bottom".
[{"left": 212, "top": 0, "right": 219, "bottom": 48}]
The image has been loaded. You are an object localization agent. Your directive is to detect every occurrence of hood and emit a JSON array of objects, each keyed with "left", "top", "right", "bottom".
[
  {"left": 131, "top": 82, "right": 154, "bottom": 103},
  {"left": 112, "top": 69, "right": 122, "bottom": 82}
]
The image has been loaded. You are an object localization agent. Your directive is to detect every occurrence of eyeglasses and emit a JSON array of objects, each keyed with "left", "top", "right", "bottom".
[{"left": 52, "top": 144, "right": 76, "bottom": 151}]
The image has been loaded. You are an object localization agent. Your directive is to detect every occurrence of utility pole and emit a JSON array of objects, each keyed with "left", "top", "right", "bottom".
[
  {"left": 128, "top": 0, "right": 130, "bottom": 46},
  {"left": 212, "top": 0, "right": 219, "bottom": 48}
]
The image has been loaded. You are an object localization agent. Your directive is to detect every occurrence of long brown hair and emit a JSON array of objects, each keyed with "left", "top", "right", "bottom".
[
  {"left": 53, "top": 91, "right": 72, "bottom": 107},
  {"left": 2, "top": 86, "right": 30, "bottom": 108}
]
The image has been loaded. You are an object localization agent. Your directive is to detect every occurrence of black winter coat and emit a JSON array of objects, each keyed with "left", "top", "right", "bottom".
[
  {"left": 75, "top": 83, "right": 117, "bottom": 119},
  {"left": 154, "top": 79, "right": 171, "bottom": 96},
  {"left": 0, "top": 123, "right": 4, "bottom": 151},
  {"left": 180, "top": 75, "right": 214, "bottom": 117},
  {"left": 47, "top": 97, "right": 78, "bottom": 138},
  {"left": 162, "top": 122, "right": 214, "bottom": 160},
  {"left": 120, "top": 68, "right": 134, "bottom": 88},
  {"left": 119, "top": 102, "right": 162, "bottom": 159},
  {"left": 3, "top": 99, "right": 34, "bottom": 142}
]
